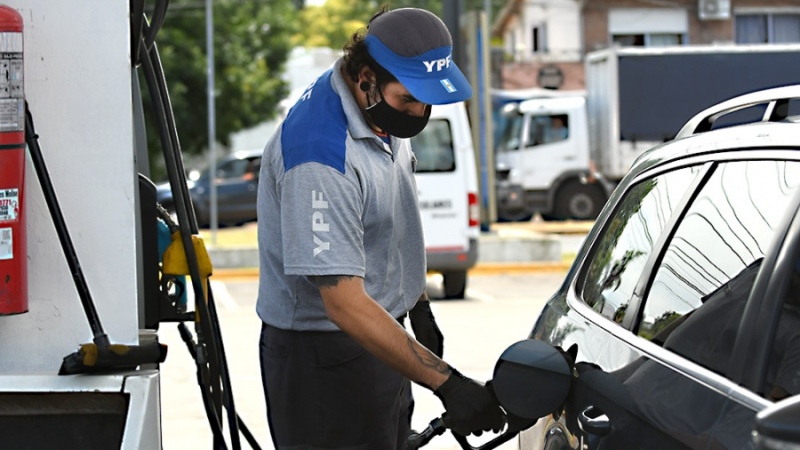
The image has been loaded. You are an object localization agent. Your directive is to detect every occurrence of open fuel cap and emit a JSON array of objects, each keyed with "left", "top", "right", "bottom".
[{"left": 492, "top": 339, "right": 572, "bottom": 420}]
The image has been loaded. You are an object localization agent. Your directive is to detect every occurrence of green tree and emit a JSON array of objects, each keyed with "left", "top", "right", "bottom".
[
  {"left": 293, "top": 0, "right": 504, "bottom": 50},
  {"left": 143, "top": 0, "right": 297, "bottom": 180},
  {"left": 292, "top": 0, "right": 378, "bottom": 49}
]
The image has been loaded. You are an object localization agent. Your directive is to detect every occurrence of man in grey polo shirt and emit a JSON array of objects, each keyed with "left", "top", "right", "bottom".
[{"left": 256, "top": 6, "right": 506, "bottom": 450}]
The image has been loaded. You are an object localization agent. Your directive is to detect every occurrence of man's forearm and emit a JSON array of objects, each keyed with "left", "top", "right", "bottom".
[{"left": 311, "top": 275, "right": 451, "bottom": 390}]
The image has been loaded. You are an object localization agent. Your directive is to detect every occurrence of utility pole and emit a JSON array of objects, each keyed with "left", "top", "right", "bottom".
[
  {"left": 206, "top": 0, "right": 217, "bottom": 244},
  {"left": 442, "top": 0, "right": 464, "bottom": 69}
]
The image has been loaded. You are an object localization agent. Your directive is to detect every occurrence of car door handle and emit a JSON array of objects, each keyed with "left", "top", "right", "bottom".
[{"left": 579, "top": 405, "right": 611, "bottom": 437}]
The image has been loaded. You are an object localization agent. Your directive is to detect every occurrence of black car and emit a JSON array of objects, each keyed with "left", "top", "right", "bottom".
[
  {"left": 459, "top": 85, "right": 800, "bottom": 450},
  {"left": 156, "top": 149, "right": 262, "bottom": 228}
]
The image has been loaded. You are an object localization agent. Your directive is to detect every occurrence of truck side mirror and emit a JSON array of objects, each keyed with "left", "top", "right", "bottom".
[{"left": 754, "top": 394, "right": 800, "bottom": 448}]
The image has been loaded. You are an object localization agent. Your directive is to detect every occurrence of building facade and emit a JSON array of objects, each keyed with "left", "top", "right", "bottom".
[{"left": 493, "top": 0, "right": 800, "bottom": 89}]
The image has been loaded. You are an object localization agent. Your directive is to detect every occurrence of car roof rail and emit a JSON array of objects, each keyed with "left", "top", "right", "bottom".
[{"left": 676, "top": 84, "right": 800, "bottom": 139}]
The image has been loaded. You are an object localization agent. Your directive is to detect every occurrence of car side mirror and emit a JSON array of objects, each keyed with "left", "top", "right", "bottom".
[
  {"left": 754, "top": 395, "right": 800, "bottom": 449},
  {"left": 408, "top": 340, "right": 573, "bottom": 450}
]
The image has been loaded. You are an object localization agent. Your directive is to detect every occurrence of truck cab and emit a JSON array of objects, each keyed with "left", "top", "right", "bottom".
[{"left": 495, "top": 95, "right": 609, "bottom": 222}]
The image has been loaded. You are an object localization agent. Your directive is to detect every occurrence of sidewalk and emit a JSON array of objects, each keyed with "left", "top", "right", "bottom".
[{"left": 200, "top": 220, "right": 593, "bottom": 278}]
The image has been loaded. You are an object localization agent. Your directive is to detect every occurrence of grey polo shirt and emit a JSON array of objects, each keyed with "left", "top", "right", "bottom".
[{"left": 255, "top": 58, "right": 427, "bottom": 331}]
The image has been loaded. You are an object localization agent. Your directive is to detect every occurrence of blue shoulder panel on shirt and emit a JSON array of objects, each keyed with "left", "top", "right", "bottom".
[{"left": 281, "top": 70, "right": 348, "bottom": 174}]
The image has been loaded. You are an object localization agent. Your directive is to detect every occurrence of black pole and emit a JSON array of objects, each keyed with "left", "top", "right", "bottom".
[
  {"left": 442, "top": 0, "right": 465, "bottom": 70},
  {"left": 24, "top": 104, "right": 109, "bottom": 348}
]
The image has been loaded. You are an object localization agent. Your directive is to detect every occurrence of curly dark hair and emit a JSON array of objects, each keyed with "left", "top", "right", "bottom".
[{"left": 341, "top": 5, "right": 397, "bottom": 87}]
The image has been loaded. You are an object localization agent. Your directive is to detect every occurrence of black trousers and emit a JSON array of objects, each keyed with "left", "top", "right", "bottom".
[{"left": 259, "top": 322, "right": 413, "bottom": 450}]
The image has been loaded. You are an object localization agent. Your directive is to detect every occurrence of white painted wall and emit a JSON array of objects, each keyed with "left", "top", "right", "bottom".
[
  {"left": 4, "top": 1, "right": 137, "bottom": 373},
  {"left": 504, "top": 0, "right": 582, "bottom": 62}
]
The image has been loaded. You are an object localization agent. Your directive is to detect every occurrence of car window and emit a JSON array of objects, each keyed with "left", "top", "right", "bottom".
[
  {"left": 410, "top": 119, "right": 455, "bottom": 173},
  {"left": 639, "top": 160, "right": 800, "bottom": 387},
  {"left": 580, "top": 166, "right": 701, "bottom": 323},
  {"left": 216, "top": 159, "right": 251, "bottom": 180},
  {"left": 244, "top": 157, "right": 261, "bottom": 180},
  {"left": 771, "top": 258, "right": 800, "bottom": 401}
]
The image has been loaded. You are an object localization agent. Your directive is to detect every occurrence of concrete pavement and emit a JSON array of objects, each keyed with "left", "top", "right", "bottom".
[{"left": 160, "top": 271, "right": 570, "bottom": 450}]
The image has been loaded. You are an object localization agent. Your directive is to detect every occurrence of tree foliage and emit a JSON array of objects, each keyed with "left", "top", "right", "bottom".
[
  {"left": 142, "top": 0, "right": 297, "bottom": 179},
  {"left": 292, "top": 0, "right": 505, "bottom": 50},
  {"left": 292, "top": 0, "right": 378, "bottom": 49}
]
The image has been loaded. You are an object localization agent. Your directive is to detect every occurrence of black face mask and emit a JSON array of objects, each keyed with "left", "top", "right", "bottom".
[{"left": 366, "top": 88, "right": 431, "bottom": 138}]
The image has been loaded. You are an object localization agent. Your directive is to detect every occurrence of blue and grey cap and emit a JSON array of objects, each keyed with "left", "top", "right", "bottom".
[{"left": 365, "top": 8, "right": 472, "bottom": 105}]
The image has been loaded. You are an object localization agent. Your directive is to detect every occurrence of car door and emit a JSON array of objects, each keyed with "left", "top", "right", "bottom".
[
  {"left": 533, "top": 155, "right": 800, "bottom": 449},
  {"left": 411, "top": 113, "right": 466, "bottom": 255}
]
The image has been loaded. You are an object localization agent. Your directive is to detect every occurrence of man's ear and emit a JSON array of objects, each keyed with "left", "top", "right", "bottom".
[{"left": 358, "top": 65, "right": 376, "bottom": 87}]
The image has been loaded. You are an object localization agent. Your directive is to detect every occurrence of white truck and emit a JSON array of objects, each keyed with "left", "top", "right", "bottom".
[{"left": 495, "top": 44, "right": 800, "bottom": 222}]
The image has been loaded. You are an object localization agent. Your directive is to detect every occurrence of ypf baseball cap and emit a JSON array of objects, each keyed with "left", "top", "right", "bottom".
[{"left": 365, "top": 8, "right": 472, "bottom": 105}]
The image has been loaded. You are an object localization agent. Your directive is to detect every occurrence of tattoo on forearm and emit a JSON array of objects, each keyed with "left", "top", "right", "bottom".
[
  {"left": 408, "top": 336, "right": 450, "bottom": 374},
  {"left": 308, "top": 275, "right": 355, "bottom": 289}
]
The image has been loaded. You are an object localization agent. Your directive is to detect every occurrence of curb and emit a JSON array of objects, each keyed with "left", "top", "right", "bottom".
[{"left": 211, "top": 261, "right": 573, "bottom": 281}]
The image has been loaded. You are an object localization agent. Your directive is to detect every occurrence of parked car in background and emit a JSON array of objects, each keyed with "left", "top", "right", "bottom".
[
  {"left": 156, "top": 148, "right": 262, "bottom": 228},
  {"left": 505, "top": 85, "right": 800, "bottom": 449}
]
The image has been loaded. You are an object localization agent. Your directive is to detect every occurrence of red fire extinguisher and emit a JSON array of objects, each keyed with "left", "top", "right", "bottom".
[{"left": 0, "top": 5, "right": 26, "bottom": 315}]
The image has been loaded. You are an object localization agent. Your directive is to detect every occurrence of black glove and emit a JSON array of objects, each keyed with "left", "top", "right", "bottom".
[
  {"left": 409, "top": 300, "right": 444, "bottom": 358},
  {"left": 434, "top": 368, "right": 507, "bottom": 437}
]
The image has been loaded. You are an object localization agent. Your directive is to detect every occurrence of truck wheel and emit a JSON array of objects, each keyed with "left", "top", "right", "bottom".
[
  {"left": 555, "top": 181, "right": 605, "bottom": 220},
  {"left": 442, "top": 270, "right": 467, "bottom": 299}
]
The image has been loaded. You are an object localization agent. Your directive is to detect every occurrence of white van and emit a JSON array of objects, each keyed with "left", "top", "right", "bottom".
[{"left": 410, "top": 102, "right": 480, "bottom": 299}]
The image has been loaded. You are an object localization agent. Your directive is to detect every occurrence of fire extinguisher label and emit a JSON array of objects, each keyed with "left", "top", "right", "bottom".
[
  {"left": 0, "top": 188, "right": 19, "bottom": 221},
  {"left": 0, "top": 31, "right": 22, "bottom": 132},
  {"left": 0, "top": 228, "right": 10, "bottom": 260}
]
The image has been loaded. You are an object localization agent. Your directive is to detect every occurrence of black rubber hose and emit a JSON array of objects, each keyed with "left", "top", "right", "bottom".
[
  {"left": 178, "top": 322, "right": 229, "bottom": 449},
  {"left": 208, "top": 288, "right": 244, "bottom": 448},
  {"left": 144, "top": 0, "right": 169, "bottom": 52},
  {"left": 139, "top": 30, "right": 231, "bottom": 447},
  {"left": 23, "top": 103, "right": 110, "bottom": 348},
  {"left": 141, "top": 18, "right": 244, "bottom": 449},
  {"left": 146, "top": 41, "right": 200, "bottom": 232},
  {"left": 144, "top": 39, "right": 242, "bottom": 450},
  {"left": 181, "top": 322, "right": 262, "bottom": 450}
]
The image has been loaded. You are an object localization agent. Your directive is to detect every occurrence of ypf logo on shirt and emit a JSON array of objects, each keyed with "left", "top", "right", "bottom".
[{"left": 311, "top": 190, "right": 330, "bottom": 257}]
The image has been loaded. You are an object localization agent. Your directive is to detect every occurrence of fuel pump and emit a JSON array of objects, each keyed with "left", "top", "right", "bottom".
[{"left": 0, "top": 5, "right": 26, "bottom": 315}]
